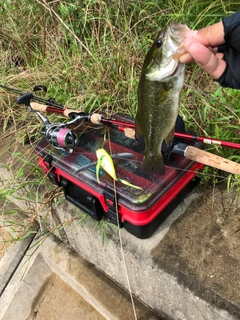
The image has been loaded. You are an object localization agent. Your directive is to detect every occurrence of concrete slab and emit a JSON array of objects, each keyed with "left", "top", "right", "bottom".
[
  {"left": 0, "top": 234, "right": 162, "bottom": 320},
  {"left": 52, "top": 184, "right": 240, "bottom": 320},
  {"left": 0, "top": 231, "right": 35, "bottom": 296}
]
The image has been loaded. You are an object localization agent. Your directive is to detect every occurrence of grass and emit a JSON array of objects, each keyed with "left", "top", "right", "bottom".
[{"left": 0, "top": 0, "right": 240, "bottom": 249}]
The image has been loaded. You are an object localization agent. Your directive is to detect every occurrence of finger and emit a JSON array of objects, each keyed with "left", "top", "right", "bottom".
[
  {"left": 196, "top": 21, "right": 225, "bottom": 47},
  {"left": 179, "top": 52, "right": 194, "bottom": 63},
  {"left": 186, "top": 41, "right": 226, "bottom": 79}
]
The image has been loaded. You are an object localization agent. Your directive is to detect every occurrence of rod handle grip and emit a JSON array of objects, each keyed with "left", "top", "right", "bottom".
[
  {"left": 90, "top": 113, "right": 103, "bottom": 125},
  {"left": 124, "top": 128, "right": 135, "bottom": 139},
  {"left": 30, "top": 102, "right": 48, "bottom": 112},
  {"left": 185, "top": 146, "right": 240, "bottom": 175},
  {"left": 30, "top": 102, "right": 78, "bottom": 117},
  {"left": 63, "top": 108, "right": 77, "bottom": 117}
]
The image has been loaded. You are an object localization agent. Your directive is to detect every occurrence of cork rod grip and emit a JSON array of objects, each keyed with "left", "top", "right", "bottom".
[
  {"left": 184, "top": 146, "right": 240, "bottom": 175},
  {"left": 30, "top": 102, "right": 78, "bottom": 117},
  {"left": 63, "top": 108, "right": 77, "bottom": 117},
  {"left": 30, "top": 102, "right": 48, "bottom": 112}
]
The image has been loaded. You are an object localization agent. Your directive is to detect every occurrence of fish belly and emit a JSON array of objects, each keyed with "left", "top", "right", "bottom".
[{"left": 136, "top": 74, "right": 184, "bottom": 175}]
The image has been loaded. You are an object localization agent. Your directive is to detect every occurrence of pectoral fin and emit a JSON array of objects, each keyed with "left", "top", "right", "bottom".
[
  {"left": 164, "top": 126, "right": 175, "bottom": 147},
  {"left": 135, "top": 116, "right": 144, "bottom": 142}
]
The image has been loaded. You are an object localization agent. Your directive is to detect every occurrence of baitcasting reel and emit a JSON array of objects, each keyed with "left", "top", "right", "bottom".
[{"left": 17, "top": 93, "right": 79, "bottom": 152}]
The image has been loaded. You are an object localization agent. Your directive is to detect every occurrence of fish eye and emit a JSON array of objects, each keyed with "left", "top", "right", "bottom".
[{"left": 156, "top": 39, "right": 163, "bottom": 48}]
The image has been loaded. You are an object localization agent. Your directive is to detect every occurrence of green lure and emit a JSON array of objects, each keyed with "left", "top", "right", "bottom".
[{"left": 96, "top": 148, "right": 142, "bottom": 190}]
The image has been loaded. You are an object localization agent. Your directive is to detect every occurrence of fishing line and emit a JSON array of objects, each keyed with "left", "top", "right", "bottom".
[
  {"left": 169, "top": 165, "right": 239, "bottom": 184},
  {"left": 72, "top": 148, "right": 239, "bottom": 183},
  {"left": 113, "top": 179, "right": 138, "bottom": 320},
  {"left": 107, "top": 131, "right": 138, "bottom": 320}
]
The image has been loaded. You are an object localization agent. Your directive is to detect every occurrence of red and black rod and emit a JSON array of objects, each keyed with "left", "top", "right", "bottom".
[
  {"left": 29, "top": 102, "right": 240, "bottom": 175},
  {"left": 174, "top": 132, "right": 240, "bottom": 151},
  {"left": 30, "top": 102, "right": 240, "bottom": 151}
]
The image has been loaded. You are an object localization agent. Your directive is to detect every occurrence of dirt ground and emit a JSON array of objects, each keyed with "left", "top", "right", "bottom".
[
  {"left": 0, "top": 200, "right": 31, "bottom": 259},
  {"left": 152, "top": 182, "right": 240, "bottom": 314},
  {"left": 0, "top": 223, "right": 11, "bottom": 259}
]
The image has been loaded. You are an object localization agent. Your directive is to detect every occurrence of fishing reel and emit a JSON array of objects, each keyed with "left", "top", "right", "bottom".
[
  {"left": 44, "top": 123, "right": 79, "bottom": 152},
  {"left": 17, "top": 93, "right": 79, "bottom": 152}
]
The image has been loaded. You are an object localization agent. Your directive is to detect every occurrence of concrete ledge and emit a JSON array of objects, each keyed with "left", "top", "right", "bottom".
[
  {"left": 52, "top": 186, "right": 240, "bottom": 320},
  {"left": 0, "top": 234, "right": 161, "bottom": 320},
  {"left": 0, "top": 200, "right": 38, "bottom": 297}
]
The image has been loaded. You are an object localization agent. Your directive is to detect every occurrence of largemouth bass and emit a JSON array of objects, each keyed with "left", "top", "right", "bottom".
[{"left": 135, "top": 21, "right": 190, "bottom": 175}]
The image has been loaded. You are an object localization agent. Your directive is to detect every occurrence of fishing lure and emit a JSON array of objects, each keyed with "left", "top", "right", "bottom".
[
  {"left": 96, "top": 149, "right": 142, "bottom": 190},
  {"left": 75, "top": 148, "right": 142, "bottom": 190}
]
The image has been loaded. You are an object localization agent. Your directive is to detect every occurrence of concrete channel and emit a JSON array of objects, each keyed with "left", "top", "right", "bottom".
[{"left": 0, "top": 233, "right": 161, "bottom": 320}]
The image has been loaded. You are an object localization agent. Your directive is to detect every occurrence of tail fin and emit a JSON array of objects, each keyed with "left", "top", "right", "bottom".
[{"left": 140, "top": 154, "right": 165, "bottom": 175}]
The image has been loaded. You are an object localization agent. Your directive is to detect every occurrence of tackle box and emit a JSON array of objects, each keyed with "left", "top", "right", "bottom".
[{"left": 34, "top": 114, "right": 204, "bottom": 239}]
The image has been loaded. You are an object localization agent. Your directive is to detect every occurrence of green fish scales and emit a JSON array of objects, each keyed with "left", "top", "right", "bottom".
[{"left": 135, "top": 21, "right": 190, "bottom": 175}]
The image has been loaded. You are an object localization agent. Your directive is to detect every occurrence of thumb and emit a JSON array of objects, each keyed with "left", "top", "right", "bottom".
[
  {"left": 196, "top": 21, "right": 225, "bottom": 48},
  {"left": 183, "top": 36, "right": 226, "bottom": 79}
]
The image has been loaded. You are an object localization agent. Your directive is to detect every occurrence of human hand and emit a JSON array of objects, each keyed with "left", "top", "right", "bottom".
[{"left": 179, "top": 21, "right": 226, "bottom": 80}]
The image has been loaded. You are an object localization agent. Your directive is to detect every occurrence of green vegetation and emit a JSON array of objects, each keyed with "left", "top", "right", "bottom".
[{"left": 0, "top": 1, "right": 239, "bottom": 247}]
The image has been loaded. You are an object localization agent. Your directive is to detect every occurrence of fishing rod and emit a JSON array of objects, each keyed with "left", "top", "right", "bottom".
[
  {"left": 2, "top": 85, "right": 240, "bottom": 150},
  {"left": 2, "top": 86, "right": 240, "bottom": 175},
  {"left": 29, "top": 100, "right": 240, "bottom": 151},
  {"left": 28, "top": 101, "right": 240, "bottom": 176},
  {"left": 0, "top": 84, "right": 64, "bottom": 110},
  {"left": 5, "top": 86, "right": 238, "bottom": 151}
]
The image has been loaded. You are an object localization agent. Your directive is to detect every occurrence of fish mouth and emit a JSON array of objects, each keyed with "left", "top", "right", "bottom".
[
  {"left": 170, "top": 60, "right": 183, "bottom": 77},
  {"left": 146, "top": 57, "right": 180, "bottom": 81},
  {"left": 162, "top": 56, "right": 178, "bottom": 75},
  {"left": 171, "top": 45, "right": 188, "bottom": 59}
]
